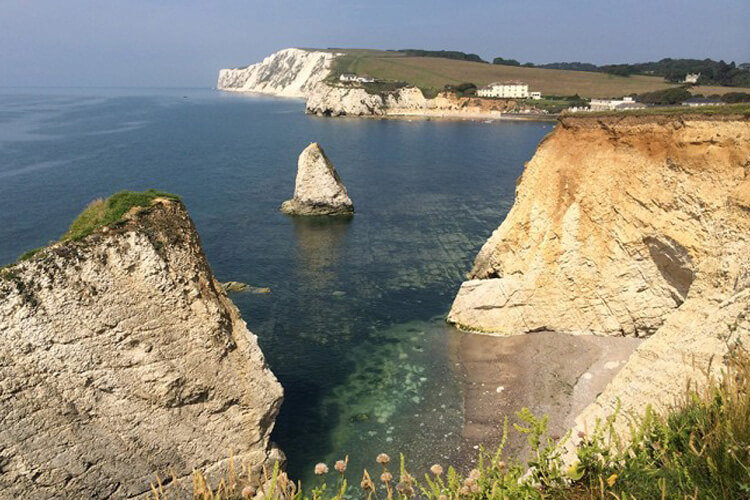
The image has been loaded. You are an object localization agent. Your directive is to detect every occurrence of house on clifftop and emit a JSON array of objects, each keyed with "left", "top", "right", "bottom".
[{"left": 477, "top": 81, "right": 530, "bottom": 99}]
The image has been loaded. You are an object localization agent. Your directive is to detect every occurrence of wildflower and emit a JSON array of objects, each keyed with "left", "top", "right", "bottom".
[
  {"left": 395, "top": 482, "right": 407, "bottom": 494},
  {"left": 439, "top": 495, "right": 448, "bottom": 500},
  {"left": 469, "top": 468, "right": 480, "bottom": 480},
  {"left": 241, "top": 485, "right": 254, "bottom": 499},
  {"left": 314, "top": 463, "right": 329, "bottom": 475},
  {"left": 376, "top": 453, "right": 391, "bottom": 464},
  {"left": 380, "top": 471, "right": 393, "bottom": 483},
  {"left": 334, "top": 459, "right": 347, "bottom": 473},
  {"left": 463, "top": 478, "right": 475, "bottom": 487},
  {"left": 430, "top": 464, "right": 443, "bottom": 476},
  {"left": 360, "top": 470, "right": 375, "bottom": 491},
  {"left": 459, "top": 485, "right": 471, "bottom": 495},
  {"left": 497, "top": 460, "right": 507, "bottom": 470},
  {"left": 607, "top": 473, "right": 618, "bottom": 487}
]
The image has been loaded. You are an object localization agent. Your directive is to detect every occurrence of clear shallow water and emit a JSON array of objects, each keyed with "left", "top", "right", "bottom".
[{"left": 0, "top": 88, "right": 551, "bottom": 484}]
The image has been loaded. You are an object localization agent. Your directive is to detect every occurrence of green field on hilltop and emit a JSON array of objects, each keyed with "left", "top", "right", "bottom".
[{"left": 327, "top": 50, "right": 750, "bottom": 99}]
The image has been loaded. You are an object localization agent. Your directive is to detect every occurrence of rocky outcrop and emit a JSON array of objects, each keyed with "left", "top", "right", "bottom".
[
  {"left": 0, "top": 198, "right": 283, "bottom": 498},
  {"left": 306, "top": 83, "right": 520, "bottom": 118},
  {"left": 218, "top": 48, "right": 338, "bottom": 98},
  {"left": 448, "top": 112, "right": 750, "bottom": 455},
  {"left": 281, "top": 142, "right": 354, "bottom": 216}
]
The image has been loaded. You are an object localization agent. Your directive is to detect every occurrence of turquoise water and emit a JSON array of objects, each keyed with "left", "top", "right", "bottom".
[{"left": 0, "top": 88, "right": 551, "bottom": 484}]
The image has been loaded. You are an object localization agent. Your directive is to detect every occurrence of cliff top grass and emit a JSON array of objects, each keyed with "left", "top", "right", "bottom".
[
  {"left": 327, "top": 50, "right": 750, "bottom": 99},
  {"left": 62, "top": 190, "right": 181, "bottom": 241},
  {"left": 561, "top": 102, "right": 750, "bottom": 119},
  {"left": 1, "top": 190, "right": 181, "bottom": 270}
]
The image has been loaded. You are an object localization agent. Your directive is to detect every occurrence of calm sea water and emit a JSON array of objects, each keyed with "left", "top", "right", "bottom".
[{"left": 0, "top": 88, "right": 551, "bottom": 484}]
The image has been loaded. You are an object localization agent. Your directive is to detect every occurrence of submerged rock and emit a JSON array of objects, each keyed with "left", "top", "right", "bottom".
[
  {"left": 221, "top": 281, "right": 272, "bottom": 294},
  {"left": 281, "top": 142, "right": 354, "bottom": 216}
]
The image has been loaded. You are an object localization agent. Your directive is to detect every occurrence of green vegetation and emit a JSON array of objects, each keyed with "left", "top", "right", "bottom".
[
  {"left": 444, "top": 82, "right": 477, "bottom": 97},
  {"left": 636, "top": 87, "right": 692, "bottom": 105},
  {"left": 2, "top": 189, "right": 181, "bottom": 269},
  {"left": 396, "top": 49, "right": 486, "bottom": 64},
  {"left": 535, "top": 62, "right": 599, "bottom": 72},
  {"left": 325, "top": 51, "right": 750, "bottom": 99},
  {"left": 62, "top": 190, "right": 180, "bottom": 241},
  {"left": 149, "top": 346, "right": 750, "bottom": 499},
  {"left": 722, "top": 92, "right": 750, "bottom": 103},
  {"left": 568, "top": 102, "right": 750, "bottom": 118},
  {"left": 492, "top": 57, "right": 521, "bottom": 67},
  {"left": 493, "top": 57, "right": 750, "bottom": 87},
  {"left": 523, "top": 95, "right": 588, "bottom": 113},
  {"left": 17, "top": 247, "right": 44, "bottom": 262}
]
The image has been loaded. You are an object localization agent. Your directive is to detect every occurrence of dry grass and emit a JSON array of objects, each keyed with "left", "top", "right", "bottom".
[{"left": 329, "top": 51, "right": 750, "bottom": 99}]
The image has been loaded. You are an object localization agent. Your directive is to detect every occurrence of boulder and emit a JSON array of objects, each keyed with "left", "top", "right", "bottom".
[{"left": 281, "top": 143, "right": 354, "bottom": 216}]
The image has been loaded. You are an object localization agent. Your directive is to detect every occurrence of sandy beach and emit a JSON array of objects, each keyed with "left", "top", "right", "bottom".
[{"left": 450, "top": 330, "right": 642, "bottom": 463}]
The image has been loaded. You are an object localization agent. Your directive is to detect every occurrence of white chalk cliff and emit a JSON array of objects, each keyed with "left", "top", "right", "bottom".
[
  {"left": 0, "top": 197, "right": 283, "bottom": 498},
  {"left": 218, "top": 49, "right": 525, "bottom": 117},
  {"left": 305, "top": 83, "right": 519, "bottom": 118},
  {"left": 217, "top": 48, "right": 338, "bottom": 98}
]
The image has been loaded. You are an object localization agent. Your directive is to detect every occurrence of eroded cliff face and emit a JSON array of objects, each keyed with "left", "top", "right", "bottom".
[
  {"left": 0, "top": 199, "right": 283, "bottom": 498},
  {"left": 448, "top": 113, "right": 750, "bottom": 456},
  {"left": 305, "top": 83, "right": 519, "bottom": 118},
  {"left": 218, "top": 48, "right": 337, "bottom": 98}
]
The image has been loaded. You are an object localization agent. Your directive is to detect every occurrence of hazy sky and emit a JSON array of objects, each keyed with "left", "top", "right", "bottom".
[{"left": 1, "top": 0, "right": 748, "bottom": 87}]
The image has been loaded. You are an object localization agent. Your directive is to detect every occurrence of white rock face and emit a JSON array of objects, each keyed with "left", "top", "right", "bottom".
[
  {"left": 281, "top": 143, "right": 354, "bottom": 215},
  {"left": 218, "top": 48, "right": 338, "bottom": 98},
  {"left": 0, "top": 199, "right": 283, "bottom": 498},
  {"left": 305, "top": 82, "right": 519, "bottom": 118}
]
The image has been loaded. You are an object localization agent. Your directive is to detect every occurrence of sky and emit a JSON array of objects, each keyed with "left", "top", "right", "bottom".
[{"left": 1, "top": 0, "right": 748, "bottom": 87}]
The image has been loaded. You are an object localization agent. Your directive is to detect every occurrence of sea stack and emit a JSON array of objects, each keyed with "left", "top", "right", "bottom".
[{"left": 281, "top": 142, "right": 354, "bottom": 216}]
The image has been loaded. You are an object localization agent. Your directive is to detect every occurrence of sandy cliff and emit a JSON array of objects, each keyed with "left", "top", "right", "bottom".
[
  {"left": 448, "top": 112, "right": 750, "bottom": 454},
  {"left": 305, "top": 83, "right": 520, "bottom": 118},
  {"left": 218, "top": 48, "right": 337, "bottom": 98},
  {"left": 0, "top": 198, "right": 283, "bottom": 498}
]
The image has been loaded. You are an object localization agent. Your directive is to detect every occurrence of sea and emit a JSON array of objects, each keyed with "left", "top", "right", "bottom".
[{"left": 0, "top": 87, "right": 552, "bottom": 485}]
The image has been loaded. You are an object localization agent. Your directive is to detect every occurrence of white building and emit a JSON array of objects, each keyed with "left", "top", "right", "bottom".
[
  {"left": 339, "top": 73, "right": 376, "bottom": 84},
  {"left": 477, "top": 81, "right": 529, "bottom": 99},
  {"left": 682, "top": 97, "right": 724, "bottom": 107},
  {"left": 589, "top": 96, "right": 642, "bottom": 111},
  {"left": 683, "top": 73, "right": 700, "bottom": 84},
  {"left": 529, "top": 91, "right": 542, "bottom": 100}
]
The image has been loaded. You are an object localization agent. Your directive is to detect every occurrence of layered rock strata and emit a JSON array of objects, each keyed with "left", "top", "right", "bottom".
[
  {"left": 218, "top": 48, "right": 337, "bottom": 98},
  {"left": 281, "top": 142, "right": 354, "bottom": 216},
  {"left": 305, "top": 83, "right": 520, "bottom": 118},
  {"left": 448, "top": 112, "right": 750, "bottom": 454},
  {"left": 0, "top": 198, "right": 283, "bottom": 498}
]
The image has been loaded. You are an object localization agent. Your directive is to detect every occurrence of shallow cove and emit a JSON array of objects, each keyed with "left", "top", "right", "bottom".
[{"left": 0, "top": 88, "right": 636, "bottom": 487}]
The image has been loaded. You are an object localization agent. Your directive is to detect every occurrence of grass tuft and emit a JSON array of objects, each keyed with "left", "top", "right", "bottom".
[{"left": 61, "top": 190, "right": 180, "bottom": 241}]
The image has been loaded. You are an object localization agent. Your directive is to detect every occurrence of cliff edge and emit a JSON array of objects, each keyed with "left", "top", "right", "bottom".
[
  {"left": 448, "top": 111, "right": 750, "bottom": 455},
  {"left": 217, "top": 48, "right": 337, "bottom": 98},
  {"left": 0, "top": 194, "right": 283, "bottom": 498}
]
